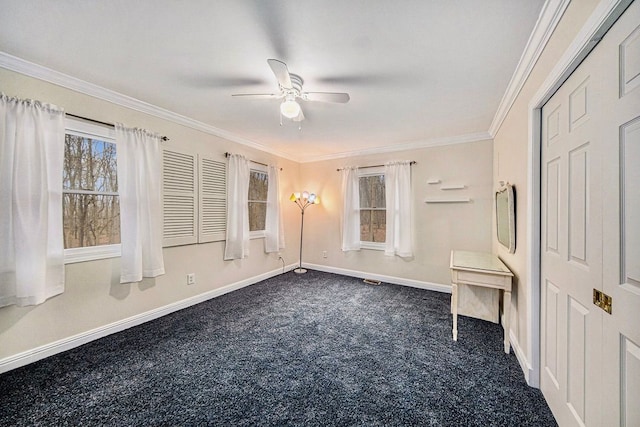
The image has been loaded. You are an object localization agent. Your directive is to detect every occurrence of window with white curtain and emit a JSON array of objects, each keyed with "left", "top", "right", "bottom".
[
  {"left": 63, "top": 118, "right": 121, "bottom": 263},
  {"left": 359, "top": 167, "right": 386, "bottom": 249},
  {"left": 248, "top": 164, "right": 268, "bottom": 237},
  {"left": 1, "top": 94, "right": 66, "bottom": 307},
  {"left": 384, "top": 161, "right": 413, "bottom": 257}
]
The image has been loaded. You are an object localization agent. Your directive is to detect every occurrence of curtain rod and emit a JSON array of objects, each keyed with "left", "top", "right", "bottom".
[
  {"left": 66, "top": 113, "right": 170, "bottom": 141},
  {"left": 336, "top": 161, "right": 416, "bottom": 171},
  {"left": 225, "top": 152, "right": 282, "bottom": 170}
]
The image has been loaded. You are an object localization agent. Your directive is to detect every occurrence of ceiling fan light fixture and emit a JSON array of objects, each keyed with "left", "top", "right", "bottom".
[{"left": 280, "top": 99, "right": 301, "bottom": 119}]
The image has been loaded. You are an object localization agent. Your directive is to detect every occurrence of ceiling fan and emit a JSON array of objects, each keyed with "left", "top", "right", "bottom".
[{"left": 232, "top": 59, "right": 350, "bottom": 122}]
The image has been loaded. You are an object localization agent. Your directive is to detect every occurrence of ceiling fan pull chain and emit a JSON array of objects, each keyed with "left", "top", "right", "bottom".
[{"left": 279, "top": 113, "right": 283, "bottom": 127}]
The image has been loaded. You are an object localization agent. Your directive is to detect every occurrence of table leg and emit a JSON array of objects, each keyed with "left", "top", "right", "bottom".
[
  {"left": 452, "top": 283, "right": 458, "bottom": 341},
  {"left": 503, "top": 290, "right": 511, "bottom": 354}
]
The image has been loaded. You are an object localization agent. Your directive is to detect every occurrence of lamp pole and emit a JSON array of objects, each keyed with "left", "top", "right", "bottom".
[
  {"left": 290, "top": 191, "right": 319, "bottom": 274},
  {"left": 297, "top": 209, "right": 306, "bottom": 274}
]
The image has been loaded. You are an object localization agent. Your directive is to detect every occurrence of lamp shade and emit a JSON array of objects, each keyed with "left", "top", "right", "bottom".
[{"left": 280, "top": 99, "right": 301, "bottom": 118}]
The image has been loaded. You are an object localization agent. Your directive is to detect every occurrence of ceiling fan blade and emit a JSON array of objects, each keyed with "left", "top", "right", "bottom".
[
  {"left": 267, "top": 59, "right": 292, "bottom": 89},
  {"left": 231, "top": 93, "right": 282, "bottom": 99},
  {"left": 303, "top": 92, "right": 350, "bottom": 103}
]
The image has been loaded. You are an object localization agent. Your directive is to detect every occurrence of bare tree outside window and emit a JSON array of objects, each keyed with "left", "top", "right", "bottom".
[
  {"left": 63, "top": 134, "right": 120, "bottom": 248},
  {"left": 359, "top": 174, "right": 386, "bottom": 242},
  {"left": 248, "top": 169, "right": 268, "bottom": 232}
]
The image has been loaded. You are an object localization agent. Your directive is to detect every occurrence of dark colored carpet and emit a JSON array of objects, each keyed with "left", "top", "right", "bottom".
[{"left": 0, "top": 270, "right": 556, "bottom": 426}]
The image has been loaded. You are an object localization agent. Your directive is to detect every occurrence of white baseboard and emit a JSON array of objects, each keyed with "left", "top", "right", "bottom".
[
  {"left": 302, "top": 262, "right": 452, "bottom": 293},
  {"left": 509, "top": 329, "right": 533, "bottom": 385},
  {"left": 0, "top": 264, "right": 297, "bottom": 374}
]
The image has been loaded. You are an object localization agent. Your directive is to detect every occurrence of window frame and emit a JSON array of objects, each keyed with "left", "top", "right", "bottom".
[
  {"left": 63, "top": 118, "right": 121, "bottom": 264},
  {"left": 248, "top": 162, "right": 268, "bottom": 239},
  {"left": 358, "top": 166, "right": 386, "bottom": 251}
]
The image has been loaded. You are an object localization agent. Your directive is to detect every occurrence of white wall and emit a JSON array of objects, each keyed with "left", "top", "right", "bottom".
[
  {"left": 299, "top": 140, "right": 494, "bottom": 287},
  {"left": 0, "top": 67, "right": 301, "bottom": 363}
]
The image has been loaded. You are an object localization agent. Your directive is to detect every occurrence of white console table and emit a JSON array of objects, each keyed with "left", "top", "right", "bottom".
[{"left": 450, "top": 250, "right": 513, "bottom": 353}]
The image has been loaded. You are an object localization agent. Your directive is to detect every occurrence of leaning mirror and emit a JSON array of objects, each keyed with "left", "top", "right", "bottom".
[{"left": 496, "top": 183, "right": 515, "bottom": 253}]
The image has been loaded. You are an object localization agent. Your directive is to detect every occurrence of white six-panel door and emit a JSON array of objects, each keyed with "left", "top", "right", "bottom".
[
  {"left": 540, "top": 2, "right": 640, "bottom": 426},
  {"left": 540, "top": 36, "right": 604, "bottom": 427}
]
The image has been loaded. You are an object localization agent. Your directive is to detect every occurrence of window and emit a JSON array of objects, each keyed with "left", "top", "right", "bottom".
[
  {"left": 248, "top": 165, "right": 268, "bottom": 235},
  {"left": 63, "top": 118, "right": 120, "bottom": 263},
  {"left": 359, "top": 169, "right": 386, "bottom": 247}
]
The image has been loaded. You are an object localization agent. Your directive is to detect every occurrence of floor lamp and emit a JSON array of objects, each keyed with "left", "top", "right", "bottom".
[{"left": 290, "top": 191, "right": 320, "bottom": 274}]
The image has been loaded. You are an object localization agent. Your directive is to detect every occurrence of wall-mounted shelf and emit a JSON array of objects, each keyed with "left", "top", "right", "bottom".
[
  {"left": 425, "top": 198, "right": 471, "bottom": 204},
  {"left": 427, "top": 179, "right": 441, "bottom": 184},
  {"left": 440, "top": 185, "right": 466, "bottom": 190}
]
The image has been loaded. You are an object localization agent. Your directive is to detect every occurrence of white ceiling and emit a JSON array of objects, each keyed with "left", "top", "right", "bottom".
[{"left": 0, "top": 0, "right": 547, "bottom": 162}]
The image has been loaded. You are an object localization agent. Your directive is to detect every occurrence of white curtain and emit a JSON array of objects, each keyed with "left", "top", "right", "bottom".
[
  {"left": 265, "top": 165, "right": 285, "bottom": 253},
  {"left": 115, "top": 124, "right": 165, "bottom": 283},
  {"left": 384, "top": 161, "right": 413, "bottom": 257},
  {"left": 0, "top": 94, "right": 65, "bottom": 307},
  {"left": 341, "top": 167, "right": 361, "bottom": 251},
  {"left": 224, "top": 154, "right": 250, "bottom": 260}
]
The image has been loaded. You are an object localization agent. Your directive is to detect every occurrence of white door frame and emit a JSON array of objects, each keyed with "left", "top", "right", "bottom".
[{"left": 525, "top": 0, "right": 633, "bottom": 387}]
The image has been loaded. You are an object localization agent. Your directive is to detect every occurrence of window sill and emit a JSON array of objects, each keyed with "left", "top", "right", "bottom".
[
  {"left": 360, "top": 241, "right": 385, "bottom": 251},
  {"left": 64, "top": 244, "right": 121, "bottom": 264},
  {"left": 250, "top": 230, "right": 266, "bottom": 240}
]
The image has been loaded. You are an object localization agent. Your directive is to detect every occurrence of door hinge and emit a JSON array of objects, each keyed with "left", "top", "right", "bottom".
[{"left": 593, "top": 289, "right": 612, "bottom": 314}]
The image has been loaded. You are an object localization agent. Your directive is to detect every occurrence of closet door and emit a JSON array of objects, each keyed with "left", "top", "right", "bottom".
[{"left": 540, "top": 42, "right": 604, "bottom": 427}]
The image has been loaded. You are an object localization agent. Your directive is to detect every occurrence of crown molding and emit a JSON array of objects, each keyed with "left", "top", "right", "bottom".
[
  {"left": 0, "top": 51, "right": 297, "bottom": 162},
  {"left": 529, "top": 0, "right": 632, "bottom": 111},
  {"left": 299, "top": 131, "right": 492, "bottom": 163},
  {"left": 488, "top": 0, "right": 571, "bottom": 138}
]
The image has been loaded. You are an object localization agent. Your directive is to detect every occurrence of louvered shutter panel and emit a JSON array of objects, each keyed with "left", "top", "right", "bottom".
[
  {"left": 199, "top": 156, "right": 227, "bottom": 242},
  {"left": 163, "top": 148, "right": 197, "bottom": 247}
]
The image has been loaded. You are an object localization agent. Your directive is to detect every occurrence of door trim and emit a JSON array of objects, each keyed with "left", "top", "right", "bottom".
[{"left": 526, "top": 0, "right": 633, "bottom": 387}]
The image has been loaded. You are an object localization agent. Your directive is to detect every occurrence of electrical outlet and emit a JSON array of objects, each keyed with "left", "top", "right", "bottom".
[
  {"left": 187, "top": 273, "right": 196, "bottom": 285},
  {"left": 322, "top": 250, "right": 327, "bottom": 258}
]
